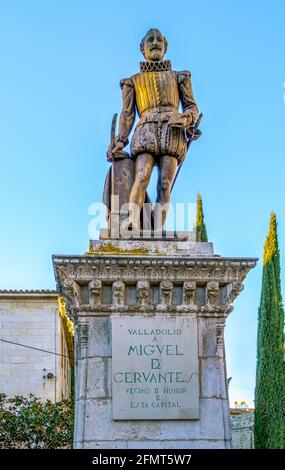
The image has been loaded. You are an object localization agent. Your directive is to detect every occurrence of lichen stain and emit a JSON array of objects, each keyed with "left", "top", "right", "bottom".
[{"left": 86, "top": 243, "right": 149, "bottom": 256}]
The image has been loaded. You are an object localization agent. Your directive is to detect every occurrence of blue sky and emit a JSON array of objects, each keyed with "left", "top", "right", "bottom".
[{"left": 0, "top": 0, "right": 284, "bottom": 406}]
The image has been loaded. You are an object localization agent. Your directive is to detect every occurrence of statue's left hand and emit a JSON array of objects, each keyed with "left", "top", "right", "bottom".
[{"left": 186, "top": 127, "right": 202, "bottom": 141}]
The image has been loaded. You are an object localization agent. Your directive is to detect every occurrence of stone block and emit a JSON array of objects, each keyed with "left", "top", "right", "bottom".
[
  {"left": 84, "top": 398, "right": 225, "bottom": 442},
  {"left": 218, "top": 357, "right": 228, "bottom": 399},
  {"left": 221, "top": 399, "right": 232, "bottom": 441},
  {"left": 10, "top": 356, "right": 27, "bottom": 364},
  {"left": 90, "top": 238, "right": 213, "bottom": 257},
  {"left": 80, "top": 439, "right": 227, "bottom": 449},
  {"left": 231, "top": 412, "right": 254, "bottom": 449},
  {"left": 87, "top": 317, "right": 111, "bottom": 358},
  {"left": 26, "top": 328, "right": 46, "bottom": 336},
  {"left": 86, "top": 357, "right": 111, "bottom": 399},
  {"left": 126, "top": 439, "right": 227, "bottom": 449},
  {"left": 199, "top": 318, "right": 217, "bottom": 357},
  {"left": 201, "top": 358, "right": 221, "bottom": 398},
  {"left": 82, "top": 441, "right": 128, "bottom": 449},
  {"left": 10, "top": 367, "right": 42, "bottom": 378}
]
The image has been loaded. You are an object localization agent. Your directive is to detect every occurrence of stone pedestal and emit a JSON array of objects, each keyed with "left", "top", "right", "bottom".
[{"left": 53, "top": 237, "right": 257, "bottom": 449}]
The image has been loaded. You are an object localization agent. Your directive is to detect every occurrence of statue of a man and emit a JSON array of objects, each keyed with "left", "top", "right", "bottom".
[{"left": 111, "top": 28, "right": 199, "bottom": 231}]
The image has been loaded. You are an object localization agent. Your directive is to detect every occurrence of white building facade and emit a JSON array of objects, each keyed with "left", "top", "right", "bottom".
[{"left": 0, "top": 290, "right": 73, "bottom": 402}]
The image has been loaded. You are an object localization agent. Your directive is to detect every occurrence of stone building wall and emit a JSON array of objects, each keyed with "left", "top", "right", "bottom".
[
  {"left": 0, "top": 291, "right": 73, "bottom": 402},
  {"left": 231, "top": 411, "right": 254, "bottom": 449}
]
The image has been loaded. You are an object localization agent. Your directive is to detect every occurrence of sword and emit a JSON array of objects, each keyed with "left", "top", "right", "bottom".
[{"left": 107, "top": 113, "right": 118, "bottom": 162}]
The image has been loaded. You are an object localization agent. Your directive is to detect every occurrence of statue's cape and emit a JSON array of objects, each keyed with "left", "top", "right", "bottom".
[
  {"left": 102, "top": 162, "right": 152, "bottom": 220},
  {"left": 103, "top": 166, "right": 112, "bottom": 212}
]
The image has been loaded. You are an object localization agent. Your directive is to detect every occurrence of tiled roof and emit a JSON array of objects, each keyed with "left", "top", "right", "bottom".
[
  {"left": 0, "top": 289, "right": 58, "bottom": 295},
  {"left": 230, "top": 408, "right": 255, "bottom": 415}
]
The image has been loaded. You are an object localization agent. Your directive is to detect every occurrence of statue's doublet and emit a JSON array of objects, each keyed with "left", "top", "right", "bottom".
[
  {"left": 118, "top": 60, "right": 199, "bottom": 161},
  {"left": 131, "top": 69, "right": 179, "bottom": 115}
]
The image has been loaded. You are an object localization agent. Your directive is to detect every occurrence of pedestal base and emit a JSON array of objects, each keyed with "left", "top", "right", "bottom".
[{"left": 53, "top": 236, "right": 257, "bottom": 449}]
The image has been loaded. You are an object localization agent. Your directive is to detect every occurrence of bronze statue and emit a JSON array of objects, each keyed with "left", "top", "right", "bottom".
[{"left": 106, "top": 28, "right": 201, "bottom": 233}]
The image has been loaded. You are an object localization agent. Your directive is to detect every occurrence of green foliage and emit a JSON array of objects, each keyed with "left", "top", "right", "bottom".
[
  {"left": 0, "top": 394, "right": 74, "bottom": 449},
  {"left": 254, "top": 215, "right": 285, "bottom": 449},
  {"left": 195, "top": 193, "right": 208, "bottom": 242}
]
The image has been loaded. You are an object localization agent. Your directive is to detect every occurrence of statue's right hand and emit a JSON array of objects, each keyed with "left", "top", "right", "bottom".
[{"left": 107, "top": 138, "right": 127, "bottom": 161}]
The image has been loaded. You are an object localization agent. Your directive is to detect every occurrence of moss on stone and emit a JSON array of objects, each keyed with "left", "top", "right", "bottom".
[{"left": 86, "top": 243, "right": 149, "bottom": 256}]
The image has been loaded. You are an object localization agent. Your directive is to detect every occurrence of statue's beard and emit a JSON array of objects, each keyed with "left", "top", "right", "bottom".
[{"left": 145, "top": 50, "right": 165, "bottom": 62}]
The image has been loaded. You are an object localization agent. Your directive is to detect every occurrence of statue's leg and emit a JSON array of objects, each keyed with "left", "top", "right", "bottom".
[
  {"left": 129, "top": 153, "right": 155, "bottom": 230},
  {"left": 155, "top": 155, "right": 178, "bottom": 230}
]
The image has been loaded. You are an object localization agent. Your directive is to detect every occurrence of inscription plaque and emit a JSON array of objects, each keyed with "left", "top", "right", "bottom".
[{"left": 112, "top": 315, "right": 199, "bottom": 420}]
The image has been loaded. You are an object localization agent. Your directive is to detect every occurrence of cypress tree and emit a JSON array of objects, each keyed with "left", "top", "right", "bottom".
[
  {"left": 254, "top": 212, "right": 285, "bottom": 448},
  {"left": 195, "top": 193, "right": 208, "bottom": 242}
]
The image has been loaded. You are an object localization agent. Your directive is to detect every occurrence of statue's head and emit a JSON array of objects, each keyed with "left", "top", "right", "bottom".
[{"left": 140, "top": 28, "right": 168, "bottom": 61}]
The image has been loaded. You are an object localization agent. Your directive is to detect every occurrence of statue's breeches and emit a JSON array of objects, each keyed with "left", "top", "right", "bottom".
[{"left": 131, "top": 116, "right": 187, "bottom": 161}]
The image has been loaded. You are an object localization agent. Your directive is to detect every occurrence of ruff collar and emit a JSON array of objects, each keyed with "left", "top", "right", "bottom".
[{"left": 140, "top": 60, "right": 172, "bottom": 72}]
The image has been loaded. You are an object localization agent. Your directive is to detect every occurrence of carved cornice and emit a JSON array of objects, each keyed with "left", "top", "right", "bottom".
[
  {"left": 71, "top": 304, "right": 233, "bottom": 317},
  {"left": 52, "top": 254, "right": 257, "bottom": 320},
  {"left": 53, "top": 255, "right": 257, "bottom": 287}
]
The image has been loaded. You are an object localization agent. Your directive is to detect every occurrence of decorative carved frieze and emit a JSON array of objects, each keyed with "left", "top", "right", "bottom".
[
  {"left": 61, "top": 278, "right": 81, "bottom": 319},
  {"left": 71, "top": 303, "right": 231, "bottom": 316},
  {"left": 216, "top": 322, "right": 225, "bottom": 349},
  {"left": 176, "top": 281, "right": 197, "bottom": 312},
  {"left": 137, "top": 280, "right": 150, "bottom": 307},
  {"left": 112, "top": 280, "right": 125, "bottom": 307},
  {"left": 62, "top": 279, "right": 75, "bottom": 306},
  {"left": 73, "top": 281, "right": 81, "bottom": 307},
  {"left": 199, "top": 304, "right": 233, "bottom": 316},
  {"left": 157, "top": 280, "right": 173, "bottom": 310},
  {"left": 76, "top": 322, "right": 89, "bottom": 356},
  {"left": 226, "top": 281, "right": 244, "bottom": 304},
  {"left": 206, "top": 281, "right": 220, "bottom": 306},
  {"left": 182, "top": 281, "right": 196, "bottom": 305},
  {"left": 89, "top": 280, "right": 102, "bottom": 306},
  {"left": 53, "top": 253, "right": 257, "bottom": 318}
]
